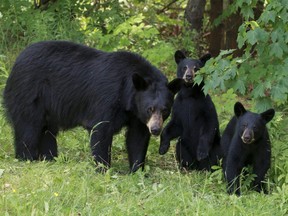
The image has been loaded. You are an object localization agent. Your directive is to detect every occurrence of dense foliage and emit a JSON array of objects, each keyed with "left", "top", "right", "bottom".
[
  {"left": 0, "top": 0, "right": 189, "bottom": 73},
  {"left": 196, "top": 0, "right": 288, "bottom": 111}
]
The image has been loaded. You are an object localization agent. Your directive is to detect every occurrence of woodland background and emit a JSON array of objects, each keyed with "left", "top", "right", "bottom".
[{"left": 0, "top": 0, "right": 288, "bottom": 215}]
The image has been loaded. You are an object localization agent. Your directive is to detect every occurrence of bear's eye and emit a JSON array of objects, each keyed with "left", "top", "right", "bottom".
[
  {"left": 147, "top": 107, "right": 154, "bottom": 115},
  {"left": 242, "top": 123, "right": 248, "bottom": 128},
  {"left": 162, "top": 108, "right": 169, "bottom": 116},
  {"left": 183, "top": 66, "right": 188, "bottom": 71},
  {"left": 194, "top": 66, "right": 200, "bottom": 71}
]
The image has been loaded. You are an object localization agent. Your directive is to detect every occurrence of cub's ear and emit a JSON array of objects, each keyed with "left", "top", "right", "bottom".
[
  {"left": 174, "top": 50, "right": 186, "bottom": 64},
  {"left": 200, "top": 53, "right": 212, "bottom": 65},
  {"left": 234, "top": 102, "right": 246, "bottom": 117},
  {"left": 261, "top": 109, "right": 275, "bottom": 124},
  {"left": 132, "top": 73, "right": 148, "bottom": 91},
  {"left": 167, "top": 78, "right": 183, "bottom": 95}
]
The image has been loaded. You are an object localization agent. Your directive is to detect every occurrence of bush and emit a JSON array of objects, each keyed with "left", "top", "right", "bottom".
[{"left": 195, "top": 0, "right": 288, "bottom": 112}]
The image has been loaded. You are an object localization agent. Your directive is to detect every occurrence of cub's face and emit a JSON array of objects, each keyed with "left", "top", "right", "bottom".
[
  {"left": 174, "top": 50, "right": 211, "bottom": 84},
  {"left": 237, "top": 112, "right": 267, "bottom": 144},
  {"left": 234, "top": 102, "right": 275, "bottom": 144},
  {"left": 132, "top": 74, "right": 182, "bottom": 136}
]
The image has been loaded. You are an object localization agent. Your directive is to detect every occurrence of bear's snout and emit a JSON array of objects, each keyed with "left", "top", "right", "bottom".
[
  {"left": 183, "top": 66, "right": 195, "bottom": 83},
  {"left": 147, "top": 112, "right": 163, "bottom": 136},
  {"left": 150, "top": 126, "right": 161, "bottom": 136},
  {"left": 185, "top": 74, "right": 193, "bottom": 82},
  {"left": 241, "top": 128, "right": 255, "bottom": 144}
]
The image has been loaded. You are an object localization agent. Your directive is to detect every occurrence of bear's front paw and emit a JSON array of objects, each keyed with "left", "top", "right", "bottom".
[
  {"left": 197, "top": 149, "right": 209, "bottom": 161},
  {"left": 159, "top": 143, "right": 170, "bottom": 155}
]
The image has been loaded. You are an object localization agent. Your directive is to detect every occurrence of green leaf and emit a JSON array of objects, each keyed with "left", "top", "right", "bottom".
[
  {"left": 256, "top": 28, "right": 269, "bottom": 42},
  {"left": 233, "top": 79, "right": 246, "bottom": 95},
  {"left": 246, "top": 30, "right": 258, "bottom": 45},
  {"left": 260, "top": 10, "right": 276, "bottom": 23},
  {"left": 252, "top": 84, "right": 266, "bottom": 98},
  {"left": 246, "top": 21, "right": 259, "bottom": 29},
  {"left": 237, "top": 33, "right": 246, "bottom": 49},
  {"left": 255, "top": 98, "right": 273, "bottom": 112},
  {"left": 241, "top": 6, "right": 254, "bottom": 19},
  {"left": 269, "top": 42, "right": 283, "bottom": 58},
  {"left": 194, "top": 74, "right": 203, "bottom": 86},
  {"left": 218, "top": 49, "right": 235, "bottom": 57},
  {"left": 271, "top": 30, "right": 280, "bottom": 43},
  {"left": 271, "top": 82, "right": 288, "bottom": 101}
]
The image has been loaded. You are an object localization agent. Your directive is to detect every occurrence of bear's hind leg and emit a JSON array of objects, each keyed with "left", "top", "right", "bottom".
[
  {"left": 176, "top": 139, "right": 196, "bottom": 170},
  {"left": 14, "top": 121, "right": 42, "bottom": 161},
  {"left": 89, "top": 122, "right": 113, "bottom": 172},
  {"left": 38, "top": 126, "right": 59, "bottom": 160}
]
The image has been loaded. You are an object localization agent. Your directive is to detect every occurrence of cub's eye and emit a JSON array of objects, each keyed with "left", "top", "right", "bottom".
[
  {"left": 194, "top": 66, "right": 200, "bottom": 71},
  {"left": 242, "top": 123, "right": 248, "bottom": 128},
  {"left": 183, "top": 66, "right": 188, "bottom": 71},
  {"left": 162, "top": 108, "right": 169, "bottom": 116},
  {"left": 147, "top": 107, "right": 154, "bottom": 115}
]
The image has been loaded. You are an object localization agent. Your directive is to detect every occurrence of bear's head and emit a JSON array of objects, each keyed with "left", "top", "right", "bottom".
[
  {"left": 174, "top": 50, "right": 211, "bottom": 85},
  {"left": 132, "top": 73, "right": 182, "bottom": 136},
  {"left": 234, "top": 102, "right": 275, "bottom": 144}
]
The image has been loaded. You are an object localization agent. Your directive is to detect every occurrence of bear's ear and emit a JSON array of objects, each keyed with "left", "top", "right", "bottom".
[
  {"left": 234, "top": 102, "right": 246, "bottom": 117},
  {"left": 132, "top": 73, "right": 148, "bottom": 91},
  {"left": 200, "top": 53, "right": 212, "bottom": 65},
  {"left": 167, "top": 78, "right": 183, "bottom": 94},
  {"left": 174, "top": 50, "right": 186, "bottom": 64},
  {"left": 261, "top": 109, "right": 275, "bottom": 124}
]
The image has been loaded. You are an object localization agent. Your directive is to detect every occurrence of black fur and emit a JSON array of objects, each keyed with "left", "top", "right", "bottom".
[
  {"left": 3, "top": 41, "right": 182, "bottom": 173},
  {"left": 221, "top": 102, "right": 275, "bottom": 195},
  {"left": 159, "top": 50, "right": 222, "bottom": 170}
]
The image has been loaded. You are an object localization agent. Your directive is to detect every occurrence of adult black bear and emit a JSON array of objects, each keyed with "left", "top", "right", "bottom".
[
  {"left": 3, "top": 41, "right": 182, "bottom": 173},
  {"left": 159, "top": 50, "right": 222, "bottom": 170},
  {"left": 221, "top": 102, "right": 275, "bottom": 195}
]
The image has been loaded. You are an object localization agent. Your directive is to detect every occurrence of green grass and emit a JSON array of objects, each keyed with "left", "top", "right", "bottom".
[{"left": 1, "top": 115, "right": 288, "bottom": 215}]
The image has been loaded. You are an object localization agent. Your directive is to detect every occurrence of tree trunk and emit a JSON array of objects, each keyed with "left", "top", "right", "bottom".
[
  {"left": 208, "top": 0, "right": 224, "bottom": 57},
  {"left": 185, "top": 0, "right": 206, "bottom": 32},
  {"left": 184, "top": 0, "right": 207, "bottom": 55},
  {"left": 225, "top": 0, "right": 243, "bottom": 56},
  {"left": 254, "top": 0, "right": 264, "bottom": 20}
]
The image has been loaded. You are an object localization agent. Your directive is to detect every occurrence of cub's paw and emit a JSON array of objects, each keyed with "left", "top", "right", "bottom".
[
  {"left": 159, "top": 143, "right": 170, "bottom": 155},
  {"left": 197, "top": 149, "right": 209, "bottom": 161}
]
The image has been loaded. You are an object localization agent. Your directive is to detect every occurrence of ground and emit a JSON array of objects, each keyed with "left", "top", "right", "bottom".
[{"left": 1, "top": 104, "right": 288, "bottom": 215}]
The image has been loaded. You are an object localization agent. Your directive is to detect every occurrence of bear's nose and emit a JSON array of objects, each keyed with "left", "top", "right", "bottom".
[
  {"left": 241, "top": 129, "right": 254, "bottom": 144},
  {"left": 185, "top": 74, "right": 192, "bottom": 81},
  {"left": 243, "top": 135, "right": 251, "bottom": 143},
  {"left": 151, "top": 127, "right": 161, "bottom": 136}
]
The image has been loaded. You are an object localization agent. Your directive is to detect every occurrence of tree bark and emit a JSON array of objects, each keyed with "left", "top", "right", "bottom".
[
  {"left": 208, "top": 0, "right": 224, "bottom": 57},
  {"left": 185, "top": 0, "right": 206, "bottom": 32},
  {"left": 225, "top": 0, "right": 243, "bottom": 56}
]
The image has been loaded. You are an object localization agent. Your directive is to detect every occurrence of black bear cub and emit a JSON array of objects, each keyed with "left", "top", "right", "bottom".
[
  {"left": 159, "top": 50, "right": 222, "bottom": 170},
  {"left": 3, "top": 41, "right": 182, "bottom": 173},
  {"left": 221, "top": 102, "right": 275, "bottom": 195}
]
